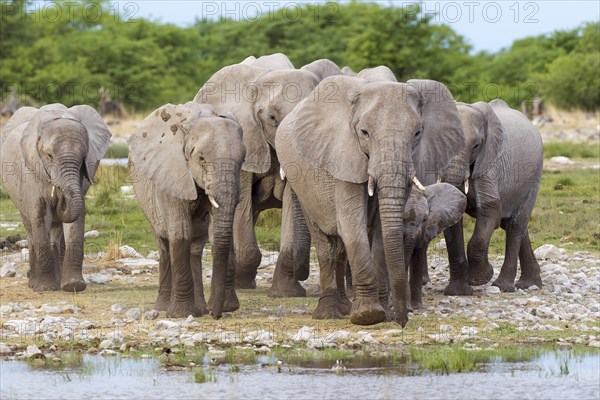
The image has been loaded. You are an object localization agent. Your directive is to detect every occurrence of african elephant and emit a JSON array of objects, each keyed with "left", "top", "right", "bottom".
[
  {"left": 194, "top": 61, "right": 319, "bottom": 298},
  {"left": 0, "top": 104, "right": 111, "bottom": 292},
  {"left": 341, "top": 66, "right": 357, "bottom": 76},
  {"left": 300, "top": 59, "right": 343, "bottom": 81},
  {"left": 357, "top": 66, "right": 398, "bottom": 82},
  {"left": 128, "top": 102, "right": 245, "bottom": 318},
  {"left": 442, "top": 99, "right": 543, "bottom": 292},
  {"left": 276, "top": 76, "right": 465, "bottom": 326},
  {"left": 247, "top": 53, "right": 295, "bottom": 70}
]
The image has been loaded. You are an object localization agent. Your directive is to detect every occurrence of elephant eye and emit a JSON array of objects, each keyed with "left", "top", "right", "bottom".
[
  {"left": 360, "top": 128, "right": 369, "bottom": 139},
  {"left": 414, "top": 130, "right": 422, "bottom": 140},
  {"left": 197, "top": 153, "right": 205, "bottom": 162}
]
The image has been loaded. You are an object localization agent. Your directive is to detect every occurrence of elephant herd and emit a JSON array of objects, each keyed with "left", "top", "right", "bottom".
[{"left": 0, "top": 53, "right": 544, "bottom": 327}]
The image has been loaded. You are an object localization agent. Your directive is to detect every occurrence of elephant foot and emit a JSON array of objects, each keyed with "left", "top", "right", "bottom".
[
  {"left": 443, "top": 279, "right": 474, "bottom": 296},
  {"left": 492, "top": 277, "right": 516, "bottom": 293},
  {"left": 31, "top": 274, "right": 59, "bottom": 292},
  {"left": 313, "top": 294, "right": 343, "bottom": 320},
  {"left": 339, "top": 294, "right": 352, "bottom": 316},
  {"left": 154, "top": 293, "right": 171, "bottom": 312},
  {"left": 235, "top": 272, "right": 257, "bottom": 289},
  {"left": 350, "top": 296, "right": 386, "bottom": 326},
  {"left": 268, "top": 275, "right": 306, "bottom": 298},
  {"left": 468, "top": 261, "right": 494, "bottom": 286},
  {"left": 223, "top": 288, "right": 240, "bottom": 312},
  {"left": 166, "top": 300, "right": 204, "bottom": 318},
  {"left": 61, "top": 277, "right": 86, "bottom": 293},
  {"left": 422, "top": 269, "right": 430, "bottom": 285},
  {"left": 515, "top": 276, "right": 542, "bottom": 290},
  {"left": 195, "top": 298, "right": 209, "bottom": 316},
  {"left": 410, "top": 298, "right": 424, "bottom": 311}
]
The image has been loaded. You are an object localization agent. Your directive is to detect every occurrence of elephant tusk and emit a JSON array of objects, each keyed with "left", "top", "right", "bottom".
[
  {"left": 464, "top": 180, "right": 469, "bottom": 195},
  {"left": 280, "top": 167, "right": 286, "bottom": 181},
  {"left": 412, "top": 176, "right": 425, "bottom": 192},
  {"left": 368, "top": 175, "right": 375, "bottom": 197},
  {"left": 51, "top": 185, "right": 55, "bottom": 198},
  {"left": 209, "top": 195, "right": 219, "bottom": 209}
]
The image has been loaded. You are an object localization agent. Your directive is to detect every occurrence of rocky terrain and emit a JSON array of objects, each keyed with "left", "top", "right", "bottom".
[{"left": 0, "top": 240, "right": 598, "bottom": 359}]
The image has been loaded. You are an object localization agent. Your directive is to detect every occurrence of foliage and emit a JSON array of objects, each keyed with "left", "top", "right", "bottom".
[{"left": 1, "top": 1, "right": 597, "bottom": 112}]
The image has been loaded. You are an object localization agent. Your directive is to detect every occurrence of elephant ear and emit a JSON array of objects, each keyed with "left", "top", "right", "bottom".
[
  {"left": 300, "top": 59, "right": 343, "bottom": 81},
  {"left": 1, "top": 106, "right": 39, "bottom": 148},
  {"left": 470, "top": 101, "right": 507, "bottom": 180},
  {"left": 194, "top": 64, "right": 271, "bottom": 174},
  {"left": 407, "top": 80, "right": 466, "bottom": 185},
  {"left": 252, "top": 53, "right": 295, "bottom": 70},
  {"left": 67, "top": 105, "right": 112, "bottom": 181},
  {"left": 357, "top": 66, "right": 398, "bottom": 82},
  {"left": 128, "top": 103, "right": 202, "bottom": 200},
  {"left": 421, "top": 183, "right": 466, "bottom": 243},
  {"left": 278, "top": 75, "right": 369, "bottom": 184}
]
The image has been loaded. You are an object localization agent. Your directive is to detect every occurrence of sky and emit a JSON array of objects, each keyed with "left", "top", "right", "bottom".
[{"left": 122, "top": 0, "right": 600, "bottom": 53}]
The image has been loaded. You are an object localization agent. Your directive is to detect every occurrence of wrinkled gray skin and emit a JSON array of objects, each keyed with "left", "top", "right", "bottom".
[
  {"left": 195, "top": 57, "right": 319, "bottom": 298},
  {"left": 357, "top": 66, "right": 398, "bottom": 82},
  {"left": 300, "top": 59, "right": 343, "bottom": 81},
  {"left": 0, "top": 104, "right": 111, "bottom": 292},
  {"left": 370, "top": 183, "right": 466, "bottom": 311},
  {"left": 129, "top": 102, "right": 245, "bottom": 318},
  {"left": 276, "top": 76, "right": 465, "bottom": 326},
  {"left": 441, "top": 99, "right": 543, "bottom": 293}
]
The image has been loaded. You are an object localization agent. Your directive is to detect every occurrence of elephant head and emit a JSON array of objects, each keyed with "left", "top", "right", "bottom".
[
  {"left": 277, "top": 76, "right": 465, "bottom": 325},
  {"left": 13, "top": 104, "right": 111, "bottom": 223},
  {"left": 128, "top": 101, "right": 245, "bottom": 317},
  {"left": 195, "top": 64, "right": 319, "bottom": 174},
  {"left": 300, "top": 59, "right": 343, "bottom": 81},
  {"left": 250, "top": 53, "right": 295, "bottom": 70},
  {"left": 454, "top": 101, "right": 508, "bottom": 184}
]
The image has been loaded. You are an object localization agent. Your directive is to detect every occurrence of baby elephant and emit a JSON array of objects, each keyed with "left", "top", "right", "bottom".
[
  {"left": 0, "top": 104, "right": 111, "bottom": 292},
  {"left": 129, "top": 102, "right": 245, "bottom": 319},
  {"left": 371, "top": 183, "right": 466, "bottom": 311}
]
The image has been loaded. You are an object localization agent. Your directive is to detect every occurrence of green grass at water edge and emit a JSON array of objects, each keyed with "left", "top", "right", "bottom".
[{"left": 104, "top": 144, "right": 129, "bottom": 159}]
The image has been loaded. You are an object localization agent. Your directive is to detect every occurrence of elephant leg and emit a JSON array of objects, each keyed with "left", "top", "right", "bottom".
[
  {"left": 166, "top": 235, "right": 203, "bottom": 318},
  {"left": 154, "top": 236, "right": 172, "bottom": 311},
  {"left": 311, "top": 232, "right": 343, "bottom": 320},
  {"left": 335, "top": 242, "right": 351, "bottom": 316},
  {"left": 345, "top": 261, "right": 353, "bottom": 299},
  {"left": 492, "top": 221, "right": 523, "bottom": 292},
  {"left": 190, "top": 224, "right": 209, "bottom": 315},
  {"left": 336, "top": 186, "right": 386, "bottom": 326},
  {"left": 269, "top": 185, "right": 307, "bottom": 298},
  {"left": 233, "top": 172, "right": 262, "bottom": 289},
  {"left": 222, "top": 242, "right": 240, "bottom": 313},
  {"left": 30, "top": 210, "right": 57, "bottom": 292},
  {"left": 467, "top": 204, "right": 500, "bottom": 286},
  {"left": 515, "top": 229, "right": 542, "bottom": 289},
  {"left": 421, "top": 263, "right": 430, "bottom": 285},
  {"left": 61, "top": 209, "right": 86, "bottom": 292},
  {"left": 22, "top": 217, "right": 36, "bottom": 288},
  {"left": 50, "top": 222, "right": 64, "bottom": 288},
  {"left": 443, "top": 219, "right": 473, "bottom": 295}
]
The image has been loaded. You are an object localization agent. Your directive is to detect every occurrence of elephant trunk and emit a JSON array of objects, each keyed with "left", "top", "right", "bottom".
[
  {"left": 291, "top": 190, "right": 311, "bottom": 281},
  {"left": 441, "top": 148, "right": 471, "bottom": 188},
  {"left": 209, "top": 164, "right": 239, "bottom": 318},
  {"left": 53, "top": 159, "right": 84, "bottom": 224}
]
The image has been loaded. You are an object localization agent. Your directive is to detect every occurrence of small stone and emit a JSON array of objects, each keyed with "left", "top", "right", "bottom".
[
  {"left": 0, "top": 343, "right": 12, "bottom": 354},
  {"left": 84, "top": 230, "right": 100, "bottom": 238},
  {"left": 88, "top": 347, "right": 99, "bottom": 354},
  {"left": 119, "top": 245, "right": 142, "bottom": 258},
  {"left": 86, "top": 273, "right": 112, "bottom": 284},
  {"left": 588, "top": 340, "right": 600, "bottom": 348},
  {"left": 99, "top": 349, "right": 118, "bottom": 357},
  {"left": 0, "top": 262, "right": 16, "bottom": 278},
  {"left": 26, "top": 344, "right": 42, "bottom": 358},
  {"left": 486, "top": 286, "right": 501, "bottom": 294},
  {"left": 125, "top": 308, "right": 141, "bottom": 321},
  {"left": 144, "top": 310, "right": 159, "bottom": 320},
  {"left": 111, "top": 304, "right": 125, "bottom": 314},
  {"left": 100, "top": 339, "right": 115, "bottom": 349},
  {"left": 15, "top": 240, "right": 28, "bottom": 248},
  {"left": 534, "top": 244, "right": 567, "bottom": 262},
  {"left": 434, "top": 239, "right": 446, "bottom": 251},
  {"left": 156, "top": 320, "right": 180, "bottom": 330},
  {"left": 460, "top": 326, "right": 479, "bottom": 336},
  {"left": 550, "top": 156, "right": 575, "bottom": 165},
  {"left": 147, "top": 251, "right": 159, "bottom": 260}
]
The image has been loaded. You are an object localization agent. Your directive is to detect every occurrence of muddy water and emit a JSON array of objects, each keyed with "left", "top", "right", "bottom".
[{"left": 1, "top": 350, "right": 598, "bottom": 400}]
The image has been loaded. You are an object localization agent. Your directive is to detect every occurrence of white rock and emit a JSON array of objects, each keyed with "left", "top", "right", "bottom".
[
  {"left": 588, "top": 340, "right": 600, "bottom": 348},
  {"left": 156, "top": 320, "right": 180, "bottom": 330},
  {"left": 111, "top": 304, "right": 125, "bottom": 314},
  {"left": 550, "top": 156, "right": 575, "bottom": 165},
  {"left": 40, "top": 304, "right": 63, "bottom": 314},
  {"left": 291, "top": 326, "right": 315, "bottom": 341},
  {"left": 147, "top": 251, "right": 159, "bottom": 260},
  {"left": 535, "top": 244, "right": 567, "bottom": 261},
  {"left": 434, "top": 239, "right": 446, "bottom": 251},
  {"left": 120, "top": 245, "right": 142, "bottom": 258},
  {"left": 26, "top": 344, "right": 42, "bottom": 358},
  {"left": 486, "top": 286, "right": 501, "bottom": 294},
  {"left": 99, "top": 349, "right": 118, "bottom": 357},
  {"left": 125, "top": 308, "right": 141, "bottom": 321},
  {"left": 120, "top": 186, "right": 133, "bottom": 195},
  {"left": 21, "top": 248, "right": 29, "bottom": 261},
  {"left": 105, "top": 330, "right": 124, "bottom": 342},
  {"left": 0, "top": 343, "right": 12, "bottom": 354},
  {"left": 120, "top": 258, "right": 158, "bottom": 267},
  {"left": 86, "top": 273, "right": 112, "bottom": 284},
  {"left": 460, "top": 326, "right": 479, "bottom": 336},
  {"left": 15, "top": 240, "right": 28, "bottom": 248},
  {"left": 144, "top": 310, "right": 159, "bottom": 320},
  {"left": 84, "top": 230, "right": 100, "bottom": 238},
  {"left": 0, "top": 262, "right": 16, "bottom": 278}
]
